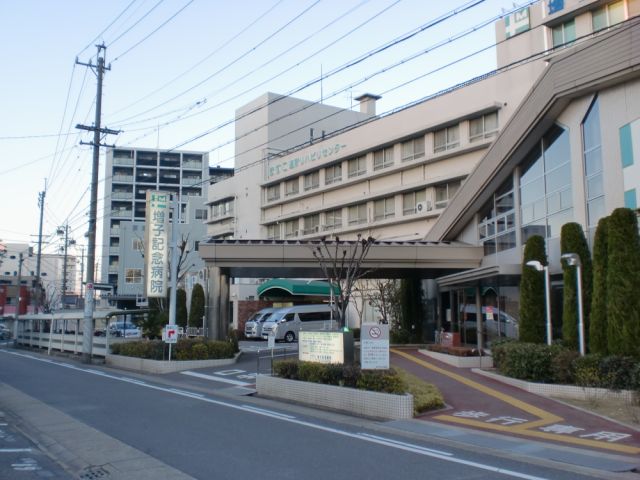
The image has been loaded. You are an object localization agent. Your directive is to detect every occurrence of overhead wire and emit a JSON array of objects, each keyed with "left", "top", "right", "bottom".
[
  {"left": 111, "top": 0, "right": 195, "bottom": 63},
  {"left": 107, "top": 0, "right": 166, "bottom": 47},
  {"left": 76, "top": 0, "right": 139, "bottom": 58}
]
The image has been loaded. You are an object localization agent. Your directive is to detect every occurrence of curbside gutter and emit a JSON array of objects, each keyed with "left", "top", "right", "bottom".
[{"left": 256, "top": 374, "right": 413, "bottom": 420}]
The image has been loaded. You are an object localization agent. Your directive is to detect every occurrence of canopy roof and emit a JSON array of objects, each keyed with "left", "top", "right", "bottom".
[{"left": 257, "top": 278, "right": 339, "bottom": 298}]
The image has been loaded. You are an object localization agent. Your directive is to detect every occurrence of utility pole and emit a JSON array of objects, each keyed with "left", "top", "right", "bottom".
[
  {"left": 35, "top": 182, "right": 46, "bottom": 312},
  {"left": 14, "top": 252, "right": 24, "bottom": 340},
  {"left": 76, "top": 44, "right": 119, "bottom": 363}
]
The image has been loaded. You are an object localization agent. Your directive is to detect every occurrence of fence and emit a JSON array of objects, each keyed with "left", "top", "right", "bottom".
[{"left": 256, "top": 347, "right": 298, "bottom": 375}]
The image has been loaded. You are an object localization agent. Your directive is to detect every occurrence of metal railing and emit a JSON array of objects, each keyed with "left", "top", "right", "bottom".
[{"left": 256, "top": 347, "right": 298, "bottom": 375}]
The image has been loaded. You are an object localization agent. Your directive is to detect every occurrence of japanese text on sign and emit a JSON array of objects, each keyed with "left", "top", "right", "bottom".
[{"left": 145, "top": 191, "right": 170, "bottom": 297}]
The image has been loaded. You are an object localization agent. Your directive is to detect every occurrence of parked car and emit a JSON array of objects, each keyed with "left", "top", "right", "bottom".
[
  {"left": 459, "top": 305, "right": 519, "bottom": 341},
  {"left": 244, "top": 307, "right": 278, "bottom": 339},
  {"left": 0, "top": 324, "right": 12, "bottom": 340},
  {"left": 108, "top": 321, "right": 142, "bottom": 338},
  {"left": 261, "top": 304, "right": 337, "bottom": 343}
]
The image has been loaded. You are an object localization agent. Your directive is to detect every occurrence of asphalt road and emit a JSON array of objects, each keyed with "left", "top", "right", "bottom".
[{"left": 0, "top": 346, "right": 622, "bottom": 480}]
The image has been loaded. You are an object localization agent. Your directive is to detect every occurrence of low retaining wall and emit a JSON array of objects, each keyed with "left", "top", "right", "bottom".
[
  {"left": 256, "top": 375, "right": 413, "bottom": 420},
  {"left": 420, "top": 349, "right": 494, "bottom": 369},
  {"left": 105, "top": 352, "right": 241, "bottom": 374},
  {"left": 473, "top": 368, "right": 635, "bottom": 402}
]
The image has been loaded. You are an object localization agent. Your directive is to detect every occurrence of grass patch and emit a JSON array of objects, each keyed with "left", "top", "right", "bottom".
[{"left": 396, "top": 367, "right": 445, "bottom": 415}]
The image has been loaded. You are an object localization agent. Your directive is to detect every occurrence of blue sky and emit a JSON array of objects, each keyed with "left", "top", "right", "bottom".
[{"left": 0, "top": 0, "right": 529, "bottom": 260}]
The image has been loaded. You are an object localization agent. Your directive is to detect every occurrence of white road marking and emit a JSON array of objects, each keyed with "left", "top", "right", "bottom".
[
  {"left": 180, "top": 370, "right": 251, "bottom": 386},
  {"left": 0, "top": 449, "right": 32, "bottom": 453},
  {"left": 1, "top": 349, "right": 550, "bottom": 480},
  {"left": 240, "top": 405, "right": 296, "bottom": 419}
]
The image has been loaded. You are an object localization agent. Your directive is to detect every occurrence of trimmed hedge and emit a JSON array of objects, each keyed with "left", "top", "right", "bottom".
[
  {"left": 493, "top": 341, "right": 640, "bottom": 390},
  {"left": 110, "top": 338, "right": 235, "bottom": 361}
]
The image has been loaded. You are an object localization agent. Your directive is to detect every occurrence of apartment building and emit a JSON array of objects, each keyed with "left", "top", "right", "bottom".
[{"left": 101, "top": 147, "right": 215, "bottom": 299}]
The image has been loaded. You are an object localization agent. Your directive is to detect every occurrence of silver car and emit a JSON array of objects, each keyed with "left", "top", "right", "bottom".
[{"left": 244, "top": 308, "right": 277, "bottom": 339}]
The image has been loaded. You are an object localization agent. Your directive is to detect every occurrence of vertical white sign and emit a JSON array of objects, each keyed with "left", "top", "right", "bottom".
[
  {"left": 145, "top": 191, "right": 170, "bottom": 297},
  {"left": 361, "top": 323, "right": 389, "bottom": 370}
]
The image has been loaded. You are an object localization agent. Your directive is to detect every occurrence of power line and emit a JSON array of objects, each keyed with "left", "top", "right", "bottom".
[
  {"left": 76, "top": 0, "right": 139, "bottom": 57},
  {"left": 111, "top": 0, "right": 195, "bottom": 63},
  {"left": 108, "top": 0, "right": 166, "bottom": 47}
]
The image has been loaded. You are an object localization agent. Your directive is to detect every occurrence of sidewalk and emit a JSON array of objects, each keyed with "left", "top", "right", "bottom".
[{"left": 389, "top": 348, "right": 640, "bottom": 472}]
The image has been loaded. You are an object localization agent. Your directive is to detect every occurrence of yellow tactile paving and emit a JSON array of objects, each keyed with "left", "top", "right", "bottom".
[{"left": 392, "top": 349, "right": 640, "bottom": 455}]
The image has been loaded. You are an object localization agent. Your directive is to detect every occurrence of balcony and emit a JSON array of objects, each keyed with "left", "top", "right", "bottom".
[
  {"left": 112, "top": 175, "right": 134, "bottom": 183},
  {"left": 109, "top": 228, "right": 120, "bottom": 236},
  {"left": 183, "top": 160, "right": 203, "bottom": 170},
  {"left": 302, "top": 225, "right": 320, "bottom": 235},
  {"left": 108, "top": 263, "right": 119, "bottom": 273},
  {"left": 111, "top": 191, "right": 133, "bottom": 200},
  {"left": 109, "top": 247, "right": 120, "bottom": 255},
  {"left": 111, "top": 209, "right": 132, "bottom": 218},
  {"left": 113, "top": 157, "right": 134, "bottom": 166},
  {"left": 182, "top": 177, "right": 202, "bottom": 186}
]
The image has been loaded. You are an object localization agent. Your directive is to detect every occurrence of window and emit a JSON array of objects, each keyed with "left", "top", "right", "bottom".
[
  {"left": 324, "top": 209, "right": 342, "bottom": 230},
  {"left": 132, "top": 238, "right": 143, "bottom": 252},
  {"left": 520, "top": 124, "right": 573, "bottom": 241},
  {"left": 195, "top": 208, "right": 208, "bottom": 220},
  {"left": 592, "top": 1, "right": 625, "bottom": 31},
  {"left": 266, "top": 184, "right": 280, "bottom": 202},
  {"left": 285, "top": 178, "right": 299, "bottom": 196},
  {"left": 304, "top": 171, "right": 319, "bottom": 191},
  {"left": 401, "top": 137, "right": 425, "bottom": 162},
  {"left": 125, "top": 268, "right": 142, "bottom": 284},
  {"left": 552, "top": 19, "right": 576, "bottom": 47},
  {"left": 373, "top": 147, "right": 394, "bottom": 170},
  {"left": 303, "top": 214, "right": 320, "bottom": 235},
  {"left": 469, "top": 112, "right": 498, "bottom": 142},
  {"left": 478, "top": 178, "right": 516, "bottom": 256},
  {"left": 582, "top": 98, "right": 605, "bottom": 227},
  {"left": 402, "top": 190, "right": 427, "bottom": 215},
  {"left": 325, "top": 164, "right": 342, "bottom": 185},
  {"left": 348, "top": 156, "right": 366, "bottom": 177},
  {"left": 435, "top": 181, "right": 461, "bottom": 209},
  {"left": 348, "top": 203, "right": 367, "bottom": 225},
  {"left": 434, "top": 125, "right": 459, "bottom": 152},
  {"left": 266, "top": 224, "right": 280, "bottom": 240},
  {"left": 374, "top": 196, "right": 395, "bottom": 221},
  {"left": 284, "top": 220, "right": 298, "bottom": 238}
]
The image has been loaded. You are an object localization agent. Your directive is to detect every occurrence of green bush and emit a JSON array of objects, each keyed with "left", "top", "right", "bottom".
[
  {"left": 489, "top": 338, "right": 516, "bottom": 370},
  {"left": 273, "top": 359, "right": 299, "bottom": 379},
  {"left": 495, "top": 342, "right": 556, "bottom": 382},
  {"left": 298, "top": 362, "right": 328, "bottom": 384},
  {"left": 390, "top": 329, "right": 412, "bottom": 344},
  {"left": 599, "top": 355, "right": 637, "bottom": 390},
  {"left": 227, "top": 329, "right": 240, "bottom": 353},
  {"left": 519, "top": 235, "right": 548, "bottom": 343},
  {"left": 573, "top": 354, "right": 604, "bottom": 387},
  {"left": 356, "top": 369, "right": 406, "bottom": 394},
  {"left": 550, "top": 348, "right": 579, "bottom": 384},
  {"left": 396, "top": 368, "right": 444, "bottom": 414},
  {"left": 111, "top": 338, "right": 234, "bottom": 361}
]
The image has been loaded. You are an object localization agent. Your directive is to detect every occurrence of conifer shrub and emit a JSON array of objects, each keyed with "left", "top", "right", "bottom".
[
  {"left": 519, "top": 235, "right": 548, "bottom": 343},
  {"left": 589, "top": 216, "right": 609, "bottom": 355}
]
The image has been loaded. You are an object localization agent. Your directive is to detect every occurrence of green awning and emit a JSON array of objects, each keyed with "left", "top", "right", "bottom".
[{"left": 257, "top": 279, "right": 340, "bottom": 298}]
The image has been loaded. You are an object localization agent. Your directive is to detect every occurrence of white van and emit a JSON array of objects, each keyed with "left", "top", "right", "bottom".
[
  {"left": 244, "top": 307, "right": 277, "bottom": 339},
  {"left": 260, "top": 305, "right": 337, "bottom": 343}
]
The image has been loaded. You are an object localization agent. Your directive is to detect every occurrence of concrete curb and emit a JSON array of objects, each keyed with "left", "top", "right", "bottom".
[
  {"left": 419, "top": 349, "right": 494, "bottom": 368},
  {"left": 256, "top": 374, "right": 413, "bottom": 420},
  {"left": 105, "top": 351, "right": 241, "bottom": 374}
]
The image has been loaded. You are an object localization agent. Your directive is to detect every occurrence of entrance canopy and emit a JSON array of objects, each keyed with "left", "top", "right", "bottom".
[{"left": 257, "top": 278, "right": 339, "bottom": 298}]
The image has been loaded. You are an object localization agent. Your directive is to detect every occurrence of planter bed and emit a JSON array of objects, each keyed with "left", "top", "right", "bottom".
[
  {"left": 419, "top": 349, "right": 494, "bottom": 369},
  {"left": 256, "top": 374, "right": 413, "bottom": 420},
  {"left": 105, "top": 352, "right": 241, "bottom": 374}
]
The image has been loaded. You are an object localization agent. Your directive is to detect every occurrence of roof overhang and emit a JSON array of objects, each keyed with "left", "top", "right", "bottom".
[
  {"left": 199, "top": 239, "right": 483, "bottom": 278},
  {"left": 426, "top": 19, "right": 640, "bottom": 242},
  {"left": 257, "top": 278, "right": 339, "bottom": 298},
  {"left": 436, "top": 264, "right": 522, "bottom": 289}
]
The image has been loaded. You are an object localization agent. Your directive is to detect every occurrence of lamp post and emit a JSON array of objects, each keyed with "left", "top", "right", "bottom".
[
  {"left": 561, "top": 253, "right": 585, "bottom": 356},
  {"left": 525, "top": 260, "right": 552, "bottom": 346}
]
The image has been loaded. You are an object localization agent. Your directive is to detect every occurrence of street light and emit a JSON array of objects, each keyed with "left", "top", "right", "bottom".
[
  {"left": 561, "top": 253, "right": 585, "bottom": 356},
  {"left": 525, "top": 260, "right": 552, "bottom": 346}
]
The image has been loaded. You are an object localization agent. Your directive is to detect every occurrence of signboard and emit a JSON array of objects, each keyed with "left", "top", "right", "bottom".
[
  {"left": 486, "top": 306, "right": 494, "bottom": 320},
  {"left": 266, "top": 143, "right": 347, "bottom": 179},
  {"left": 299, "top": 331, "right": 344, "bottom": 364},
  {"left": 267, "top": 332, "right": 276, "bottom": 349},
  {"left": 504, "top": 7, "right": 530, "bottom": 38},
  {"left": 360, "top": 323, "right": 389, "bottom": 370},
  {"left": 144, "top": 191, "right": 170, "bottom": 297},
  {"left": 163, "top": 324, "right": 178, "bottom": 344}
]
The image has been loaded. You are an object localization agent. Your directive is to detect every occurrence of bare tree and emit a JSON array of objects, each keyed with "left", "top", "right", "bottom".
[
  {"left": 360, "top": 279, "right": 400, "bottom": 325},
  {"left": 311, "top": 234, "right": 375, "bottom": 327}
]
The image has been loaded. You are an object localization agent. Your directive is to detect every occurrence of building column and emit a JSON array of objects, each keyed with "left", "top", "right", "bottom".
[
  {"left": 220, "top": 272, "right": 230, "bottom": 340},
  {"left": 475, "top": 286, "right": 484, "bottom": 353},
  {"left": 206, "top": 266, "right": 221, "bottom": 340}
]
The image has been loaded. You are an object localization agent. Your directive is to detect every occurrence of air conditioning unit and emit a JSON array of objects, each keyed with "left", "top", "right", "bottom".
[{"left": 416, "top": 201, "right": 431, "bottom": 213}]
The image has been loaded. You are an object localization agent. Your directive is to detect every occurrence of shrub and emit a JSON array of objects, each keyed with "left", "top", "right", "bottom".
[
  {"left": 396, "top": 368, "right": 444, "bottom": 414},
  {"left": 590, "top": 216, "right": 609, "bottom": 355},
  {"left": 599, "top": 355, "right": 636, "bottom": 390},
  {"left": 189, "top": 283, "right": 205, "bottom": 327},
  {"left": 573, "top": 354, "right": 604, "bottom": 387},
  {"left": 351, "top": 328, "right": 360, "bottom": 341},
  {"left": 191, "top": 343, "right": 209, "bottom": 360},
  {"left": 495, "top": 342, "right": 556, "bottom": 382},
  {"left": 490, "top": 338, "right": 517, "bottom": 370},
  {"left": 390, "top": 329, "right": 412, "bottom": 344},
  {"left": 519, "top": 235, "right": 548, "bottom": 343},
  {"left": 427, "top": 344, "right": 483, "bottom": 357},
  {"left": 550, "top": 348, "right": 579, "bottom": 384},
  {"left": 356, "top": 369, "right": 405, "bottom": 394},
  {"left": 298, "top": 362, "right": 328, "bottom": 384},
  {"left": 273, "top": 359, "right": 299, "bottom": 379},
  {"left": 227, "top": 329, "right": 240, "bottom": 353},
  {"left": 111, "top": 338, "right": 234, "bottom": 360}
]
